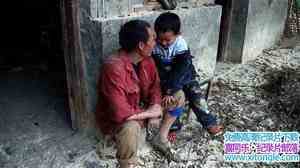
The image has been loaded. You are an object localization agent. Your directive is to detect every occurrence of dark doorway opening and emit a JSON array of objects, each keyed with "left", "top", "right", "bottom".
[
  {"left": 215, "top": 0, "right": 232, "bottom": 62},
  {"left": 215, "top": 0, "right": 249, "bottom": 63},
  {"left": 0, "top": 0, "right": 72, "bottom": 163}
]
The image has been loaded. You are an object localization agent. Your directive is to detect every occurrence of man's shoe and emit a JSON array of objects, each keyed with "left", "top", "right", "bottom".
[
  {"left": 119, "top": 161, "right": 137, "bottom": 168},
  {"left": 119, "top": 163, "right": 135, "bottom": 168},
  {"left": 207, "top": 125, "right": 224, "bottom": 136},
  {"left": 150, "top": 135, "right": 180, "bottom": 163}
]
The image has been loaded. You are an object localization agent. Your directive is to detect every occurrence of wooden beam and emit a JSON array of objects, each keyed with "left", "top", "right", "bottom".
[{"left": 61, "top": 0, "right": 89, "bottom": 131}]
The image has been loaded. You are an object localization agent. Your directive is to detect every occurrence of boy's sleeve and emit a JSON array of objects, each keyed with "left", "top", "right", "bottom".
[
  {"left": 164, "top": 50, "right": 193, "bottom": 95},
  {"left": 152, "top": 53, "right": 165, "bottom": 73},
  {"left": 173, "top": 37, "right": 189, "bottom": 55}
]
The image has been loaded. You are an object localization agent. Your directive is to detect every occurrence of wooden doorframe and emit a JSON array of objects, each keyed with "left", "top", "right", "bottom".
[
  {"left": 215, "top": 0, "right": 233, "bottom": 62},
  {"left": 61, "top": 0, "right": 89, "bottom": 131}
]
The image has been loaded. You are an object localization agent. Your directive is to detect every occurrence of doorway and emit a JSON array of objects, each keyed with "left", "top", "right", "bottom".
[
  {"left": 215, "top": 0, "right": 249, "bottom": 63},
  {"left": 0, "top": 0, "right": 73, "bottom": 165}
]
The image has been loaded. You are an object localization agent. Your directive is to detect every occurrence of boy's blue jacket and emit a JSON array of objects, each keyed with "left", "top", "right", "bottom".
[{"left": 152, "top": 50, "right": 197, "bottom": 95}]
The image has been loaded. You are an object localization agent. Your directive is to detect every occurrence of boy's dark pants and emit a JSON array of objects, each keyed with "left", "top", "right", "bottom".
[{"left": 182, "top": 80, "right": 217, "bottom": 128}]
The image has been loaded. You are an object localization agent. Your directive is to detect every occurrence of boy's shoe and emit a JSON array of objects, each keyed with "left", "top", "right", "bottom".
[
  {"left": 169, "top": 118, "right": 182, "bottom": 132},
  {"left": 150, "top": 135, "right": 180, "bottom": 163},
  {"left": 207, "top": 125, "right": 224, "bottom": 136}
]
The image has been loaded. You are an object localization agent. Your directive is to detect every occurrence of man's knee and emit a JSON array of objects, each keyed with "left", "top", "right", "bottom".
[
  {"left": 116, "top": 121, "right": 141, "bottom": 139},
  {"left": 115, "top": 121, "right": 141, "bottom": 166}
]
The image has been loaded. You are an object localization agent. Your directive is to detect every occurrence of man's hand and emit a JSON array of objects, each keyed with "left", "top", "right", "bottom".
[
  {"left": 126, "top": 104, "right": 162, "bottom": 121},
  {"left": 148, "top": 117, "right": 161, "bottom": 128},
  {"left": 126, "top": 113, "right": 139, "bottom": 121}
]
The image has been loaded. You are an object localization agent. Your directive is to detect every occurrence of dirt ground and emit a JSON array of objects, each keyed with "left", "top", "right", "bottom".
[{"left": 0, "top": 67, "right": 97, "bottom": 168}]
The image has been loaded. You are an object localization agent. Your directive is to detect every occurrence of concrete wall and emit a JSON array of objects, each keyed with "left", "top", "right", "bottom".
[
  {"left": 220, "top": 0, "right": 288, "bottom": 63},
  {"left": 90, "top": 0, "right": 144, "bottom": 18},
  {"left": 78, "top": 1, "right": 222, "bottom": 132},
  {"left": 99, "top": 7, "right": 222, "bottom": 76},
  {"left": 242, "top": 0, "right": 288, "bottom": 63}
]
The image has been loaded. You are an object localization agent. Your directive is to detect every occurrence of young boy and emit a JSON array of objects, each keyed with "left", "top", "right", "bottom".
[{"left": 150, "top": 12, "right": 223, "bottom": 161}]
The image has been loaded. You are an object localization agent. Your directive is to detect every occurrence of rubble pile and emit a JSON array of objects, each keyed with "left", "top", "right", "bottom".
[
  {"left": 211, "top": 46, "right": 300, "bottom": 133},
  {"left": 263, "top": 66, "right": 300, "bottom": 130}
]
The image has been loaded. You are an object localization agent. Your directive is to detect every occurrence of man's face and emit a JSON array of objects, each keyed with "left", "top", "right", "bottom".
[
  {"left": 139, "top": 27, "right": 156, "bottom": 57},
  {"left": 157, "top": 31, "right": 177, "bottom": 48}
]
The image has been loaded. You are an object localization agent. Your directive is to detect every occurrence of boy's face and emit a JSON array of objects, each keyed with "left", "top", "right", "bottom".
[{"left": 157, "top": 31, "right": 177, "bottom": 48}]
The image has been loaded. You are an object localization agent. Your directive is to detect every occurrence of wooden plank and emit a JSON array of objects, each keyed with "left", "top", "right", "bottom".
[{"left": 61, "top": 0, "right": 89, "bottom": 131}]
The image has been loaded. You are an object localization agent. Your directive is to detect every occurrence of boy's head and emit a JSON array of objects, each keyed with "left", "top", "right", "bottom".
[{"left": 154, "top": 12, "right": 181, "bottom": 48}]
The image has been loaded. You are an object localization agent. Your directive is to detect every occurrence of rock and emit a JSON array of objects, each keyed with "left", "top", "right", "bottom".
[{"left": 259, "top": 118, "right": 275, "bottom": 129}]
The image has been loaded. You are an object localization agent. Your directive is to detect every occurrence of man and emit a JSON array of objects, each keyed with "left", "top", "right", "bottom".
[{"left": 96, "top": 20, "right": 162, "bottom": 168}]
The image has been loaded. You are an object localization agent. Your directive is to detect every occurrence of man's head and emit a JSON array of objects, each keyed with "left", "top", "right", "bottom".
[
  {"left": 119, "top": 20, "right": 156, "bottom": 58},
  {"left": 154, "top": 12, "right": 181, "bottom": 48}
]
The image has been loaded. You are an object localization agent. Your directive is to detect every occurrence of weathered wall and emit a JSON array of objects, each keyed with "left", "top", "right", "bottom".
[
  {"left": 79, "top": 1, "right": 221, "bottom": 132},
  {"left": 99, "top": 7, "right": 222, "bottom": 76},
  {"left": 242, "top": 0, "right": 288, "bottom": 63},
  {"left": 179, "top": 7, "right": 222, "bottom": 77},
  {"left": 219, "top": 0, "right": 288, "bottom": 63},
  {"left": 90, "top": 0, "right": 144, "bottom": 18}
]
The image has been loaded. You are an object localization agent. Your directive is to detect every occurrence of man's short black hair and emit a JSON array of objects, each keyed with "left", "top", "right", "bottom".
[
  {"left": 119, "top": 20, "right": 151, "bottom": 52},
  {"left": 154, "top": 12, "right": 181, "bottom": 35}
]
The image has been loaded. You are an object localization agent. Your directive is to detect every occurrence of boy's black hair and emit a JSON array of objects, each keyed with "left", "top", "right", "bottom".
[
  {"left": 154, "top": 12, "right": 181, "bottom": 35},
  {"left": 119, "top": 20, "right": 151, "bottom": 52}
]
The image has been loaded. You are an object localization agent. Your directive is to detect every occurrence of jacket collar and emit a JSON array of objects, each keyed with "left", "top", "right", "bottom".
[{"left": 118, "top": 50, "right": 141, "bottom": 81}]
